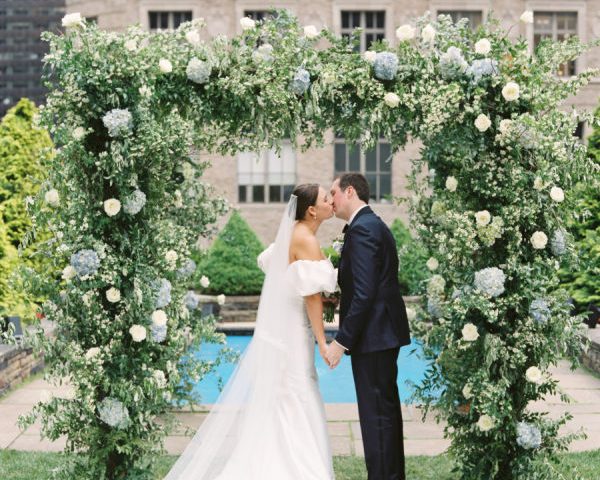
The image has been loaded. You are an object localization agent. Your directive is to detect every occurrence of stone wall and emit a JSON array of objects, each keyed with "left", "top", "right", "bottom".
[
  {"left": 0, "top": 344, "right": 44, "bottom": 396},
  {"left": 582, "top": 328, "right": 600, "bottom": 375}
]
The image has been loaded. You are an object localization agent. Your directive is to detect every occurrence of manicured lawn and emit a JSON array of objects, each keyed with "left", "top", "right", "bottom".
[{"left": 1, "top": 450, "right": 600, "bottom": 479}]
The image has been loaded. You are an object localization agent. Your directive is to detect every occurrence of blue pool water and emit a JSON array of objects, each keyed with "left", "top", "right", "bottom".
[{"left": 191, "top": 336, "right": 432, "bottom": 403}]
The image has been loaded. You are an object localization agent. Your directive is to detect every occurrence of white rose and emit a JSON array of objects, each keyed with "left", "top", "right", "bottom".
[
  {"left": 103, "top": 198, "right": 121, "bottom": 217},
  {"left": 72, "top": 127, "right": 86, "bottom": 140},
  {"left": 405, "top": 307, "right": 416, "bottom": 321},
  {"left": 383, "top": 92, "right": 400, "bottom": 108},
  {"left": 477, "top": 414, "right": 495, "bottom": 432},
  {"left": 124, "top": 39, "right": 137, "bottom": 52},
  {"left": 62, "top": 12, "right": 84, "bottom": 29},
  {"left": 45, "top": 189, "right": 60, "bottom": 207},
  {"left": 62, "top": 265, "right": 76, "bottom": 281},
  {"left": 474, "top": 38, "right": 491, "bottom": 55},
  {"left": 530, "top": 231, "right": 548, "bottom": 250},
  {"left": 525, "top": 366, "right": 543, "bottom": 384},
  {"left": 533, "top": 177, "right": 544, "bottom": 191},
  {"left": 217, "top": 294, "right": 226, "bottom": 305},
  {"left": 240, "top": 17, "right": 256, "bottom": 30},
  {"left": 499, "top": 119, "right": 512, "bottom": 134},
  {"left": 185, "top": 30, "right": 201, "bottom": 46},
  {"left": 475, "top": 113, "right": 491, "bottom": 132},
  {"left": 363, "top": 50, "right": 377, "bottom": 63},
  {"left": 461, "top": 323, "right": 479, "bottom": 342},
  {"left": 421, "top": 24, "right": 436, "bottom": 43},
  {"left": 85, "top": 347, "right": 100, "bottom": 359},
  {"left": 445, "top": 176, "right": 458, "bottom": 192},
  {"left": 502, "top": 82, "right": 520, "bottom": 102},
  {"left": 303, "top": 25, "right": 319, "bottom": 38},
  {"left": 106, "top": 287, "right": 121, "bottom": 303},
  {"left": 426, "top": 257, "right": 439, "bottom": 271},
  {"left": 520, "top": 11, "right": 534, "bottom": 24},
  {"left": 396, "top": 24, "right": 416, "bottom": 41},
  {"left": 129, "top": 325, "right": 146, "bottom": 342},
  {"left": 200, "top": 275, "right": 210, "bottom": 288},
  {"left": 475, "top": 210, "right": 491, "bottom": 227},
  {"left": 462, "top": 384, "right": 473, "bottom": 399},
  {"left": 550, "top": 186, "right": 564, "bottom": 203},
  {"left": 159, "top": 58, "right": 173, "bottom": 73},
  {"left": 152, "top": 309, "right": 168, "bottom": 326}
]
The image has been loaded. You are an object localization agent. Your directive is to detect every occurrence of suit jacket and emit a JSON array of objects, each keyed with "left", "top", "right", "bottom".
[{"left": 335, "top": 206, "right": 411, "bottom": 355}]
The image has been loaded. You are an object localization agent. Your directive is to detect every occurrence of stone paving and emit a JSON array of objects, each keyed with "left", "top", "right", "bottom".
[{"left": 1, "top": 360, "right": 599, "bottom": 456}]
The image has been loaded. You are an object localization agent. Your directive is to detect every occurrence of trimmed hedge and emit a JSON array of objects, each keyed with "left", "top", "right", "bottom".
[{"left": 196, "top": 211, "right": 265, "bottom": 295}]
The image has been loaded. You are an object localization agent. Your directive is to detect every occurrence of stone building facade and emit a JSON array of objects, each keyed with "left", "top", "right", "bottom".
[{"left": 65, "top": 0, "right": 600, "bottom": 245}]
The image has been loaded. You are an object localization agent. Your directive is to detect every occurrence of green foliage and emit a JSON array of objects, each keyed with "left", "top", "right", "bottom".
[
  {"left": 197, "top": 211, "right": 265, "bottom": 295},
  {"left": 0, "top": 98, "right": 53, "bottom": 320},
  {"left": 389, "top": 218, "right": 429, "bottom": 296}
]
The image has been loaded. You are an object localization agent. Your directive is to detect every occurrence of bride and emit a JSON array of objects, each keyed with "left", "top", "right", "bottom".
[{"left": 165, "top": 184, "right": 338, "bottom": 479}]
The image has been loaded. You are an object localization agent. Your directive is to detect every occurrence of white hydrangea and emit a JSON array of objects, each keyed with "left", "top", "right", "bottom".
[
  {"left": 186, "top": 57, "right": 211, "bottom": 84},
  {"left": 421, "top": 24, "right": 436, "bottom": 43},
  {"left": 72, "top": 127, "right": 86, "bottom": 140},
  {"left": 62, "top": 265, "right": 76, "bottom": 281},
  {"left": 427, "top": 274, "right": 446, "bottom": 296},
  {"left": 124, "top": 39, "right": 137, "bottom": 52},
  {"left": 165, "top": 250, "right": 178, "bottom": 270},
  {"left": 106, "top": 287, "right": 121, "bottom": 303},
  {"left": 303, "top": 25, "right": 319, "bottom": 38},
  {"left": 530, "top": 231, "right": 548, "bottom": 250},
  {"left": 45, "top": 189, "right": 60, "bottom": 207},
  {"left": 475, "top": 113, "right": 492, "bottom": 132},
  {"left": 396, "top": 24, "right": 416, "bottom": 41},
  {"left": 383, "top": 92, "right": 400, "bottom": 108},
  {"left": 426, "top": 257, "right": 439, "bottom": 271},
  {"left": 152, "top": 309, "right": 168, "bottom": 327},
  {"left": 525, "top": 366, "right": 543, "bottom": 384},
  {"left": 217, "top": 294, "right": 226, "bottom": 305},
  {"left": 520, "top": 11, "right": 534, "bottom": 24},
  {"left": 200, "top": 275, "right": 210, "bottom": 288},
  {"left": 550, "top": 186, "right": 564, "bottom": 203},
  {"left": 475, "top": 210, "right": 491, "bottom": 227},
  {"left": 98, "top": 397, "right": 129, "bottom": 429},
  {"left": 159, "top": 58, "right": 173, "bottom": 73},
  {"left": 85, "top": 347, "right": 101, "bottom": 360},
  {"left": 445, "top": 176, "right": 458, "bottom": 192},
  {"left": 129, "top": 325, "right": 146, "bottom": 342},
  {"left": 474, "top": 267, "right": 506, "bottom": 297},
  {"left": 240, "top": 17, "right": 256, "bottom": 30},
  {"left": 102, "top": 109, "right": 133, "bottom": 137},
  {"left": 474, "top": 38, "right": 491, "bottom": 55},
  {"left": 152, "top": 369, "right": 167, "bottom": 388},
  {"left": 478, "top": 414, "right": 495, "bottom": 432},
  {"left": 185, "top": 30, "right": 201, "bottom": 46},
  {"left": 103, "top": 198, "right": 121, "bottom": 217},
  {"left": 62, "top": 12, "right": 84, "bottom": 29},
  {"left": 123, "top": 189, "right": 146, "bottom": 215},
  {"left": 363, "top": 50, "right": 377, "bottom": 63},
  {"left": 502, "top": 82, "right": 520, "bottom": 101},
  {"left": 462, "top": 323, "right": 479, "bottom": 342}
]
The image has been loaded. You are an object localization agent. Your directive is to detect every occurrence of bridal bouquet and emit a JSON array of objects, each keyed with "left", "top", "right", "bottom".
[{"left": 321, "top": 235, "right": 344, "bottom": 322}]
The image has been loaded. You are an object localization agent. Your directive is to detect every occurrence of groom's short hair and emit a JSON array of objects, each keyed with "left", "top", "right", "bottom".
[{"left": 337, "top": 173, "right": 370, "bottom": 204}]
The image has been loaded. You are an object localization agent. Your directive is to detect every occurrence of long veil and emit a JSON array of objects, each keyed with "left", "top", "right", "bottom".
[{"left": 164, "top": 195, "right": 298, "bottom": 479}]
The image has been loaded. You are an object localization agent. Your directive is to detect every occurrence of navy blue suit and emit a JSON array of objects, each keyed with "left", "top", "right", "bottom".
[{"left": 335, "top": 206, "right": 410, "bottom": 480}]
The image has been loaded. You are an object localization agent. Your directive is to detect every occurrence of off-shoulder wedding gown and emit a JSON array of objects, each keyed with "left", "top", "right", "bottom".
[{"left": 164, "top": 211, "right": 338, "bottom": 480}]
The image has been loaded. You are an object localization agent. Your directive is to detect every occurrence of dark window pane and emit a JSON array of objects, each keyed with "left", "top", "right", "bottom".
[
  {"left": 253, "top": 185, "right": 265, "bottom": 203},
  {"left": 349, "top": 145, "right": 360, "bottom": 171},
  {"left": 365, "top": 33, "right": 375, "bottom": 49},
  {"left": 283, "top": 185, "right": 295, "bottom": 202},
  {"left": 366, "top": 12, "right": 374, "bottom": 28},
  {"left": 376, "top": 33, "right": 385, "bottom": 42},
  {"left": 380, "top": 174, "right": 391, "bottom": 197},
  {"left": 365, "top": 148, "right": 377, "bottom": 171},
  {"left": 160, "top": 13, "right": 169, "bottom": 29},
  {"left": 376, "top": 11, "right": 385, "bottom": 28},
  {"left": 341, "top": 11, "right": 349, "bottom": 29},
  {"left": 149, "top": 12, "right": 158, "bottom": 30},
  {"left": 334, "top": 143, "right": 346, "bottom": 172},
  {"left": 352, "top": 12, "right": 360, "bottom": 28},
  {"left": 238, "top": 185, "right": 247, "bottom": 203},
  {"left": 269, "top": 185, "right": 282, "bottom": 202},
  {"left": 379, "top": 143, "right": 391, "bottom": 171},
  {"left": 365, "top": 174, "right": 377, "bottom": 200}
]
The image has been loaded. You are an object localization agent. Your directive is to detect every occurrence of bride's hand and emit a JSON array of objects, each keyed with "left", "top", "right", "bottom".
[{"left": 319, "top": 342, "right": 331, "bottom": 367}]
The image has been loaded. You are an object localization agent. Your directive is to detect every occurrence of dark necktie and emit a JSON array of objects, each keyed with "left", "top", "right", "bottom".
[{"left": 342, "top": 224, "right": 349, "bottom": 234}]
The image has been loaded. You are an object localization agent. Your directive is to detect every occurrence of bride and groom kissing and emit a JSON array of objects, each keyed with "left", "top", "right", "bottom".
[{"left": 165, "top": 173, "right": 411, "bottom": 480}]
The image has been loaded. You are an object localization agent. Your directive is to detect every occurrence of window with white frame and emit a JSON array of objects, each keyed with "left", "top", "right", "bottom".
[
  {"left": 340, "top": 11, "right": 385, "bottom": 52},
  {"left": 148, "top": 11, "right": 192, "bottom": 31},
  {"left": 238, "top": 142, "right": 296, "bottom": 203},
  {"left": 533, "top": 12, "right": 577, "bottom": 76},
  {"left": 334, "top": 135, "right": 392, "bottom": 202},
  {"left": 437, "top": 10, "right": 483, "bottom": 30}
]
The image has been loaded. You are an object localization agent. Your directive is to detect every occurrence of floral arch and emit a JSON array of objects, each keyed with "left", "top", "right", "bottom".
[{"left": 20, "top": 10, "right": 599, "bottom": 479}]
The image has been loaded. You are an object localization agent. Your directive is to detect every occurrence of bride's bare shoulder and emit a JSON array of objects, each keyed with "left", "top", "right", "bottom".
[{"left": 290, "top": 224, "right": 322, "bottom": 260}]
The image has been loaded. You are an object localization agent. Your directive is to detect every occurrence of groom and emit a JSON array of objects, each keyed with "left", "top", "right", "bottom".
[{"left": 326, "top": 173, "right": 411, "bottom": 480}]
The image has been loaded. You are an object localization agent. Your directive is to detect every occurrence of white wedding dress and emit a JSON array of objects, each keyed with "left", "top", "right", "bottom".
[{"left": 165, "top": 196, "right": 337, "bottom": 480}]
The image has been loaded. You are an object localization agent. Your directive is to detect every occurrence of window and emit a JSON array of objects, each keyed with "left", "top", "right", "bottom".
[
  {"left": 238, "top": 142, "right": 296, "bottom": 203},
  {"left": 243, "top": 10, "right": 275, "bottom": 22},
  {"left": 534, "top": 12, "right": 577, "bottom": 76},
  {"left": 334, "top": 135, "right": 392, "bottom": 202},
  {"left": 340, "top": 10, "right": 385, "bottom": 52},
  {"left": 438, "top": 10, "right": 483, "bottom": 30},
  {"left": 148, "top": 11, "right": 192, "bottom": 31}
]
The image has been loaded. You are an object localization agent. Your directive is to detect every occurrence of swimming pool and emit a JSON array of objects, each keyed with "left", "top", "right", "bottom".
[{"left": 191, "top": 335, "right": 432, "bottom": 403}]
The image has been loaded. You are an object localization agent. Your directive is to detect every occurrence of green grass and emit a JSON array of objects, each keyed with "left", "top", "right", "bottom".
[{"left": 1, "top": 450, "right": 600, "bottom": 479}]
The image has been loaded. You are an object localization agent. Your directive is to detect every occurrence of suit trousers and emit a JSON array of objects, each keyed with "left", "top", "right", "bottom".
[{"left": 351, "top": 347, "right": 405, "bottom": 480}]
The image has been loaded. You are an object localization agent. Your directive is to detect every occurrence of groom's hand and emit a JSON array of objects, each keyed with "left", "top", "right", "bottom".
[{"left": 325, "top": 341, "right": 345, "bottom": 369}]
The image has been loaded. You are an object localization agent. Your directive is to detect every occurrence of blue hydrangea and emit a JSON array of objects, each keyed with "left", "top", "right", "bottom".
[
  {"left": 466, "top": 58, "right": 498, "bottom": 83},
  {"left": 550, "top": 229, "right": 567, "bottom": 256},
  {"left": 373, "top": 52, "right": 399, "bottom": 81},
  {"left": 427, "top": 297, "right": 443, "bottom": 318},
  {"left": 516, "top": 422, "right": 542, "bottom": 449},
  {"left": 474, "top": 267, "right": 506, "bottom": 297},
  {"left": 451, "top": 285, "right": 473, "bottom": 300},
  {"left": 177, "top": 259, "right": 197, "bottom": 279},
  {"left": 439, "top": 47, "right": 468, "bottom": 80},
  {"left": 98, "top": 397, "right": 130, "bottom": 429},
  {"left": 529, "top": 299, "right": 550, "bottom": 324},
  {"left": 184, "top": 290, "right": 200, "bottom": 311},
  {"left": 70, "top": 249, "right": 100, "bottom": 278},
  {"left": 151, "top": 324, "right": 167, "bottom": 343},
  {"left": 186, "top": 57, "right": 211, "bottom": 84},
  {"left": 123, "top": 189, "right": 146, "bottom": 215},
  {"left": 102, "top": 108, "right": 133, "bottom": 137},
  {"left": 154, "top": 278, "right": 172, "bottom": 308},
  {"left": 290, "top": 67, "right": 311, "bottom": 95}
]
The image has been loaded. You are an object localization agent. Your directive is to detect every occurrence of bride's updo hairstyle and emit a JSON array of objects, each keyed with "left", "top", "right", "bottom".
[{"left": 292, "top": 183, "right": 319, "bottom": 221}]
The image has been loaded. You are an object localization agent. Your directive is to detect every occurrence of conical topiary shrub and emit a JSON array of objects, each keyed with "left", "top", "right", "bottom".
[{"left": 197, "top": 211, "right": 265, "bottom": 295}]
